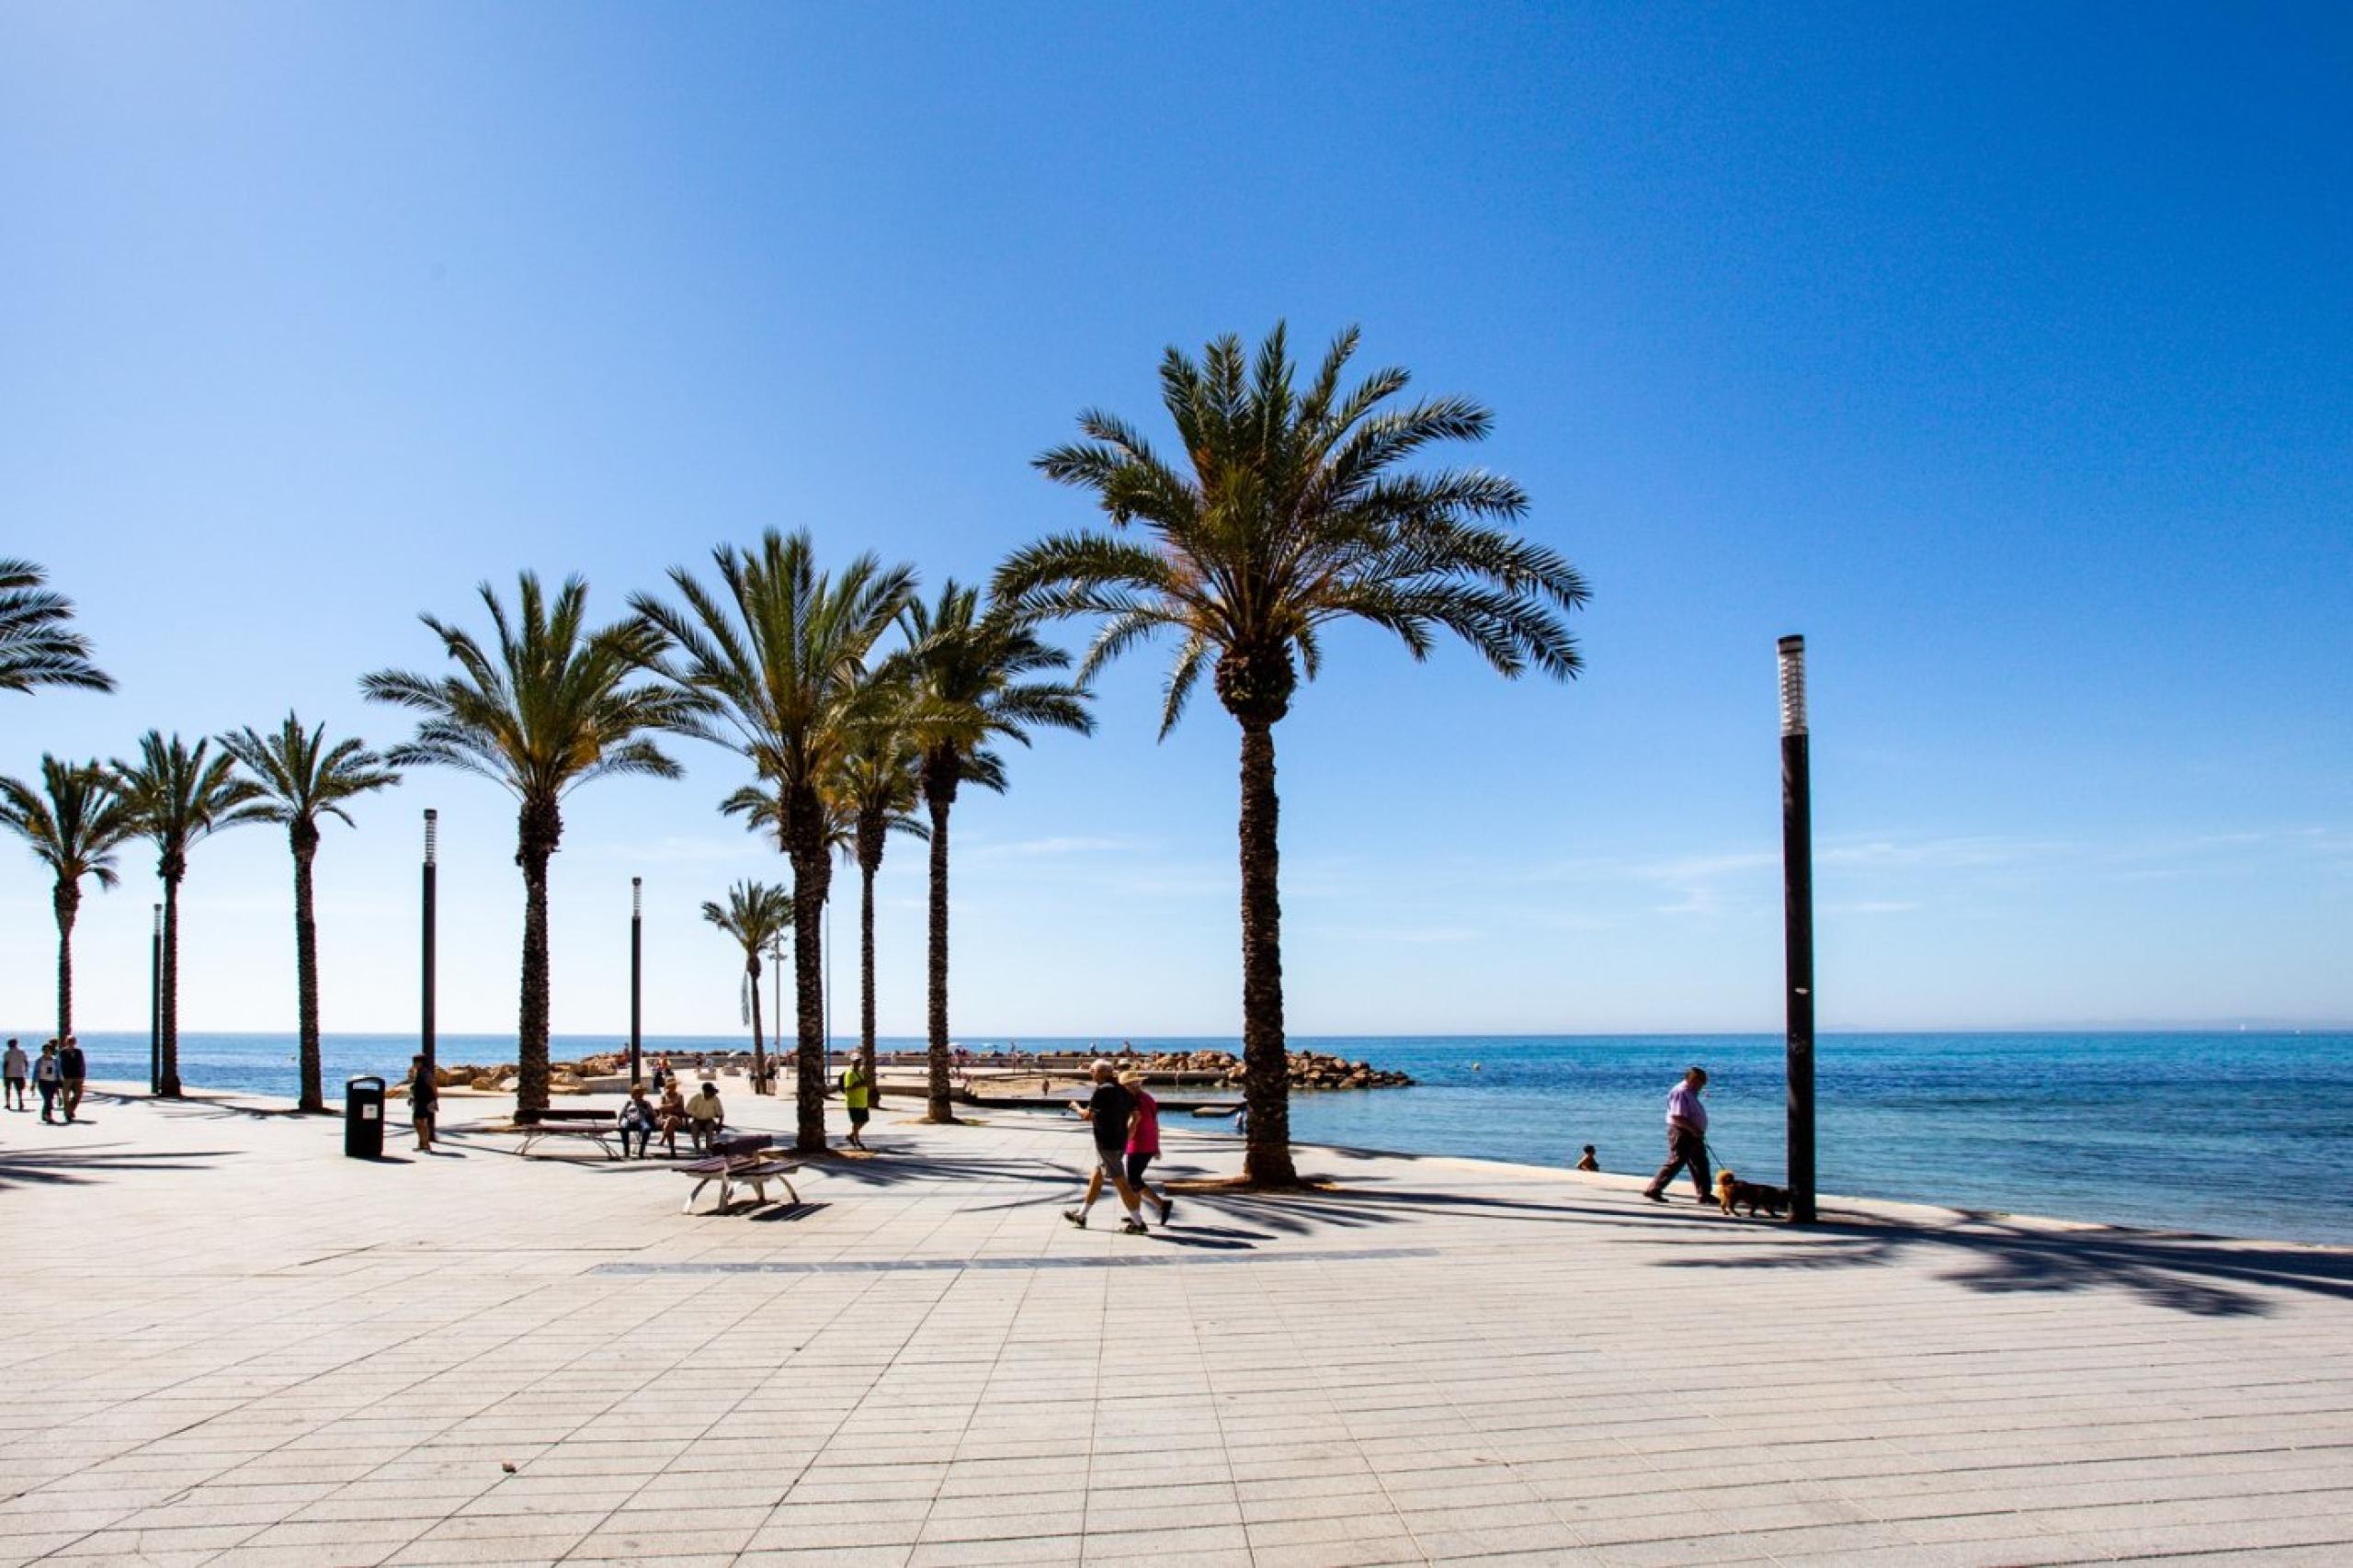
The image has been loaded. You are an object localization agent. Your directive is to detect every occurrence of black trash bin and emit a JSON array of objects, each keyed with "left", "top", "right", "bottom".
[{"left": 345, "top": 1075, "right": 386, "bottom": 1159}]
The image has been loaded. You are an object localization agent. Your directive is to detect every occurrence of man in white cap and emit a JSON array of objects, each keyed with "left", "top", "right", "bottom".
[{"left": 1064, "top": 1059, "right": 1146, "bottom": 1233}]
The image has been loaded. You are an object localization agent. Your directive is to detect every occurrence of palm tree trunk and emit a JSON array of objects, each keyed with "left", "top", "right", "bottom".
[
  {"left": 1238, "top": 720, "right": 1296, "bottom": 1187},
  {"left": 925, "top": 788, "right": 953, "bottom": 1122},
  {"left": 292, "top": 827, "right": 324, "bottom": 1114},
  {"left": 747, "top": 955, "right": 766, "bottom": 1093},
  {"left": 159, "top": 873, "right": 182, "bottom": 1097},
  {"left": 516, "top": 799, "right": 560, "bottom": 1119},
  {"left": 790, "top": 846, "right": 828, "bottom": 1153},
  {"left": 52, "top": 879, "right": 79, "bottom": 1041},
  {"left": 860, "top": 855, "right": 880, "bottom": 1108}
]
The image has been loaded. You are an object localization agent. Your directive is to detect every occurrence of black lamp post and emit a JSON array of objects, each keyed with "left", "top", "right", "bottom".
[
  {"left": 421, "top": 810, "right": 438, "bottom": 1083},
  {"left": 148, "top": 903, "right": 162, "bottom": 1095},
  {"left": 1779, "top": 634, "right": 1817, "bottom": 1225},
  {"left": 630, "top": 877, "right": 643, "bottom": 1086}
]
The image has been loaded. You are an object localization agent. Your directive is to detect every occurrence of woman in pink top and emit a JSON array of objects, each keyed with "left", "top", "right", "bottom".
[{"left": 1119, "top": 1071, "right": 1173, "bottom": 1225}]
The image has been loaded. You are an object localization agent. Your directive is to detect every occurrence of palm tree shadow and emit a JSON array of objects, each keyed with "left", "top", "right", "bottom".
[
  {"left": 0, "top": 1144, "right": 235, "bottom": 1188},
  {"left": 87, "top": 1090, "right": 313, "bottom": 1122},
  {"left": 1651, "top": 1211, "right": 2353, "bottom": 1318}
]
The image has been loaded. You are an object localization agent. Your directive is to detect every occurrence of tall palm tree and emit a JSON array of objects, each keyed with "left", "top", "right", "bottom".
[
  {"left": 111, "top": 733, "right": 267, "bottom": 1096},
  {"left": 896, "top": 583, "right": 1092, "bottom": 1121},
  {"left": 220, "top": 714, "right": 402, "bottom": 1113},
  {"left": 362, "top": 574, "right": 700, "bottom": 1116},
  {"left": 828, "top": 720, "right": 928, "bottom": 1108},
  {"left": 998, "top": 324, "right": 1588, "bottom": 1186},
  {"left": 0, "top": 560, "right": 115, "bottom": 695},
  {"left": 700, "top": 880, "right": 791, "bottom": 1094},
  {"left": 632, "top": 530, "right": 915, "bottom": 1154},
  {"left": 0, "top": 757, "right": 135, "bottom": 1041}
]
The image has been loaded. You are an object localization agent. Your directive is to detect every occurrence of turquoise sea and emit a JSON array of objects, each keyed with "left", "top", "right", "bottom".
[{"left": 40, "top": 1029, "right": 2353, "bottom": 1247}]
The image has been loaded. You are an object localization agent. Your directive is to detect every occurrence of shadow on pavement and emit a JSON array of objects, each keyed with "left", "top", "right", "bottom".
[
  {"left": 1652, "top": 1214, "right": 2353, "bottom": 1318},
  {"left": 0, "top": 1142, "right": 236, "bottom": 1188}
]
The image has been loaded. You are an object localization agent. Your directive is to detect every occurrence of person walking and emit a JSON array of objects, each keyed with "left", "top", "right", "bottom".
[
  {"left": 1064, "top": 1059, "right": 1146, "bottom": 1233},
  {"left": 1120, "top": 1069, "right": 1172, "bottom": 1226},
  {"left": 408, "top": 1053, "right": 438, "bottom": 1153},
  {"left": 57, "top": 1036, "right": 87, "bottom": 1122},
  {"left": 33, "top": 1042, "right": 63, "bottom": 1124},
  {"left": 840, "top": 1054, "right": 872, "bottom": 1151},
  {"left": 1642, "top": 1066, "right": 1712, "bottom": 1205},
  {"left": 4, "top": 1039, "right": 26, "bottom": 1111}
]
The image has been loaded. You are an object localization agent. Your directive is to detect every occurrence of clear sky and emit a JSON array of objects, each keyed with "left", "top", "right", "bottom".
[{"left": 4, "top": 2, "right": 2347, "bottom": 1040}]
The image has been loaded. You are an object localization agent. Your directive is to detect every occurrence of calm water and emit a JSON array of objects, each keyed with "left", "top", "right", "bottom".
[{"left": 47, "top": 1029, "right": 2353, "bottom": 1246}]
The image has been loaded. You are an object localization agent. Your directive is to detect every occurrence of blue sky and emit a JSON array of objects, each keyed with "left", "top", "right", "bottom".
[{"left": 3, "top": 2, "right": 2347, "bottom": 1039}]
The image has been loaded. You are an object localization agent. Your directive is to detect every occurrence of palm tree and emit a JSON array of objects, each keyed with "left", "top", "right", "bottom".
[
  {"left": 362, "top": 574, "right": 700, "bottom": 1117},
  {"left": 700, "top": 880, "right": 791, "bottom": 1094},
  {"left": 997, "top": 324, "right": 1589, "bottom": 1186},
  {"left": 828, "top": 720, "right": 928, "bottom": 1108},
  {"left": 220, "top": 714, "right": 402, "bottom": 1113},
  {"left": 0, "top": 560, "right": 115, "bottom": 695},
  {"left": 896, "top": 583, "right": 1092, "bottom": 1121},
  {"left": 632, "top": 530, "right": 915, "bottom": 1154},
  {"left": 110, "top": 733, "right": 267, "bottom": 1096},
  {"left": 0, "top": 757, "right": 135, "bottom": 1041}
]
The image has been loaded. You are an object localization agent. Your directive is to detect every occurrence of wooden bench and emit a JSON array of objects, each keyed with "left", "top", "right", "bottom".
[
  {"left": 676, "top": 1135, "right": 801, "bottom": 1213},
  {"left": 511, "top": 1108, "right": 623, "bottom": 1160}
]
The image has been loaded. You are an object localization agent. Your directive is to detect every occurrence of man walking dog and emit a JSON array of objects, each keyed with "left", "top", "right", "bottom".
[{"left": 1642, "top": 1065, "right": 1713, "bottom": 1206}]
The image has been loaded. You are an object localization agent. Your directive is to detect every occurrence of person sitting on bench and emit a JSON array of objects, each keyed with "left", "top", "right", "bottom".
[
  {"left": 684, "top": 1082, "right": 726, "bottom": 1153},
  {"left": 655, "top": 1083, "right": 688, "bottom": 1156},
  {"left": 618, "top": 1084, "right": 659, "bottom": 1159}
]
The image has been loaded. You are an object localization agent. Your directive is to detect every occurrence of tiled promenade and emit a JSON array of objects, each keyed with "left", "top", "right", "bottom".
[{"left": 3, "top": 1085, "right": 2349, "bottom": 1568}]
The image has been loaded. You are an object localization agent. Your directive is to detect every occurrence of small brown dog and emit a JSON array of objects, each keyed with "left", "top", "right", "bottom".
[{"left": 1715, "top": 1169, "right": 1790, "bottom": 1219}]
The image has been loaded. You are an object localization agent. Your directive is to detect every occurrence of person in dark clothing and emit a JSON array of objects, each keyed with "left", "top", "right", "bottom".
[
  {"left": 1642, "top": 1066, "right": 1712, "bottom": 1205},
  {"left": 1063, "top": 1059, "right": 1146, "bottom": 1233},
  {"left": 57, "top": 1037, "right": 86, "bottom": 1122},
  {"left": 408, "top": 1054, "right": 438, "bottom": 1153}
]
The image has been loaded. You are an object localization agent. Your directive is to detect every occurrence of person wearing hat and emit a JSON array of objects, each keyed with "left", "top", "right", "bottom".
[
  {"left": 1064, "top": 1059, "right": 1147, "bottom": 1233},
  {"left": 1119, "top": 1069, "right": 1173, "bottom": 1226},
  {"left": 1642, "top": 1066, "right": 1713, "bottom": 1206}
]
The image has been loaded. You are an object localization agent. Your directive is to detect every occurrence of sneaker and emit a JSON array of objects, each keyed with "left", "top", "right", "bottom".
[
  {"left": 1642, "top": 1189, "right": 1666, "bottom": 1204},
  {"left": 1156, "top": 1196, "right": 1174, "bottom": 1225},
  {"left": 1120, "top": 1217, "right": 1149, "bottom": 1235},
  {"left": 1063, "top": 1210, "right": 1087, "bottom": 1229}
]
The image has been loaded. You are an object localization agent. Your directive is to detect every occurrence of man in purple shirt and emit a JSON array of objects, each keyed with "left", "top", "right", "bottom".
[{"left": 1642, "top": 1066, "right": 1712, "bottom": 1205}]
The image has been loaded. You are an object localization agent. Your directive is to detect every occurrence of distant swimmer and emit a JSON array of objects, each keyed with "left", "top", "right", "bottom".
[{"left": 1574, "top": 1144, "right": 1598, "bottom": 1172}]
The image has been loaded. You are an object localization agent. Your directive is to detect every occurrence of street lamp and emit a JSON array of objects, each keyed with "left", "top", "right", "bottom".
[
  {"left": 149, "top": 903, "right": 162, "bottom": 1095},
  {"left": 422, "top": 810, "right": 438, "bottom": 1082},
  {"left": 766, "top": 937, "right": 785, "bottom": 1096},
  {"left": 630, "top": 877, "right": 643, "bottom": 1086},
  {"left": 1778, "top": 635, "right": 1816, "bottom": 1225}
]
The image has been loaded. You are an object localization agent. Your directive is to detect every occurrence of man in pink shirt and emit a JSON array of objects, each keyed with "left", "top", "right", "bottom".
[{"left": 1642, "top": 1066, "right": 1713, "bottom": 1206}]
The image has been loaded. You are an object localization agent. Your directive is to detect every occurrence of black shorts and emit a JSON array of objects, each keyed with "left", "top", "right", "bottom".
[
  {"left": 1125, "top": 1152, "right": 1155, "bottom": 1188},
  {"left": 848, "top": 1105, "right": 870, "bottom": 1126}
]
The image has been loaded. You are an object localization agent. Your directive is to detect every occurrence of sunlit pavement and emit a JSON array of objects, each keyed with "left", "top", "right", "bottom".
[{"left": 2, "top": 1083, "right": 2348, "bottom": 1567}]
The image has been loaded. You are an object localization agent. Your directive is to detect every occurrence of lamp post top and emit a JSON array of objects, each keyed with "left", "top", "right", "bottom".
[{"left": 1777, "top": 634, "right": 1808, "bottom": 738}]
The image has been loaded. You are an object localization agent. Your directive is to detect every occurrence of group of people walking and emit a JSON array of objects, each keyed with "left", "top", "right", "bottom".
[{"left": 4, "top": 1037, "right": 86, "bottom": 1124}]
